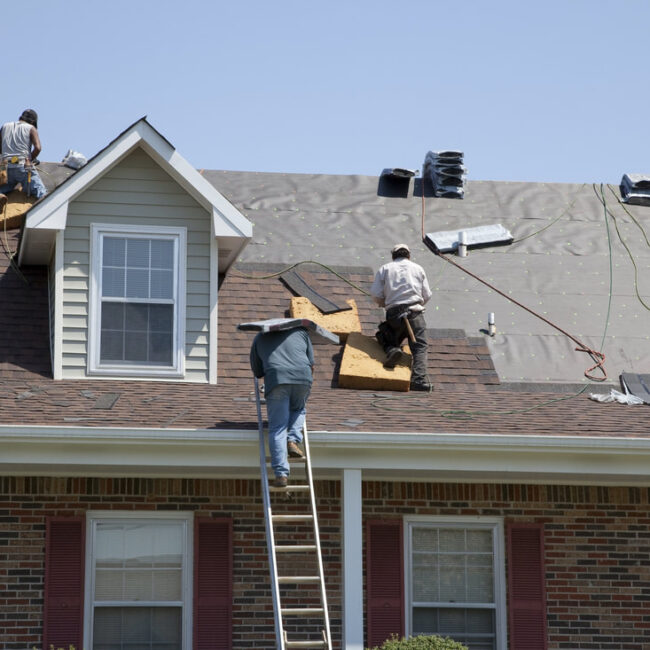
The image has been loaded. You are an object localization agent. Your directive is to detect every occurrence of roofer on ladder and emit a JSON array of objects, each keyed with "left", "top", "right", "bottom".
[
  {"left": 0, "top": 109, "right": 47, "bottom": 212},
  {"left": 371, "top": 243, "right": 433, "bottom": 391},
  {"left": 250, "top": 327, "right": 313, "bottom": 488}
]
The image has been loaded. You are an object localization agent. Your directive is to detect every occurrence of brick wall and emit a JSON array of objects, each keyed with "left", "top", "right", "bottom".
[
  {"left": 363, "top": 482, "right": 650, "bottom": 650},
  {"left": 1, "top": 478, "right": 649, "bottom": 649},
  {"left": 0, "top": 477, "right": 341, "bottom": 650}
]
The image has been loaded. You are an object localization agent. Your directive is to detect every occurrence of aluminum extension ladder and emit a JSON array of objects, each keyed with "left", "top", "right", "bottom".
[{"left": 254, "top": 377, "right": 333, "bottom": 650}]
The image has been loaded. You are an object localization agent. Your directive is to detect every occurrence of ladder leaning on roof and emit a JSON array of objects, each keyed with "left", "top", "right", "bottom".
[{"left": 254, "top": 376, "right": 333, "bottom": 650}]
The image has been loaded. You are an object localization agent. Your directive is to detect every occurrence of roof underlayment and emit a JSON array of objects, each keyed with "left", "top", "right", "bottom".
[{"left": 201, "top": 171, "right": 650, "bottom": 385}]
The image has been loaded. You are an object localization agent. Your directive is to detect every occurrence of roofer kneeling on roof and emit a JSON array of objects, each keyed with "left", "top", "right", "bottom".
[
  {"left": 371, "top": 243, "right": 433, "bottom": 392},
  {"left": 250, "top": 326, "right": 313, "bottom": 488},
  {"left": 0, "top": 109, "right": 47, "bottom": 211}
]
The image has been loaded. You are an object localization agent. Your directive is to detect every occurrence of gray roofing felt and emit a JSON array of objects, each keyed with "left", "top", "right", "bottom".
[
  {"left": 201, "top": 171, "right": 650, "bottom": 385},
  {"left": 28, "top": 157, "right": 650, "bottom": 386}
]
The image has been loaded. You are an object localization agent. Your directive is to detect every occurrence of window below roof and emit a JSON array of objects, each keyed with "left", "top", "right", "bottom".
[
  {"left": 88, "top": 224, "right": 186, "bottom": 377},
  {"left": 405, "top": 517, "right": 506, "bottom": 650},
  {"left": 84, "top": 512, "right": 193, "bottom": 649}
]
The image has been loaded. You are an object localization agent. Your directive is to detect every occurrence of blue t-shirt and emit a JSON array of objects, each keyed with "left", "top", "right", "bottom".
[{"left": 250, "top": 328, "right": 314, "bottom": 395}]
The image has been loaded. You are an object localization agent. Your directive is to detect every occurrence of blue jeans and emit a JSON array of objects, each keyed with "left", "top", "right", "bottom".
[
  {"left": 266, "top": 383, "right": 310, "bottom": 478},
  {"left": 0, "top": 165, "right": 47, "bottom": 199}
]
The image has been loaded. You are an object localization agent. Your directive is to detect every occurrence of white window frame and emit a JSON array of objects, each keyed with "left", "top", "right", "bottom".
[
  {"left": 84, "top": 510, "right": 194, "bottom": 650},
  {"left": 404, "top": 516, "right": 507, "bottom": 650},
  {"left": 88, "top": 223, "right": 187, "bottom": 377}
]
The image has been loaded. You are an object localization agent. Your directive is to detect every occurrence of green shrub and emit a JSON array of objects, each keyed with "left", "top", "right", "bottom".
[{"left": 369, "top": 634, "right": 469, "bottom": 650}]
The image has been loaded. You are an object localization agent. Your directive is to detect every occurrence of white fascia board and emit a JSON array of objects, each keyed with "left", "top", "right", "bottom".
[{"left": 2, "top": 426, "right": 650, "bottom": 484}]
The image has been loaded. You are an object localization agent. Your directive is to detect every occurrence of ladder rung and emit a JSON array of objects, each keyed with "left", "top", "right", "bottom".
[
  {"left": 275, "top": 544, "right": 317, "bottom": 552},
  {"left": 272, "top": 514, "right": 314, "bottom": 522},
  {"left": 270, "top": 484, "right": 310, "bottom": 492},
  {"left": 278, "top": 575, "right": 321, "bottom": 584},
  {"left": 282, "top": 607, "right": 325, "bottom": 616},
  {"left": 265, "top": 456, "right": 306, "bottom": 463},
  {"left": 285, "top": 641, "right": 328, "bottom": 648}
]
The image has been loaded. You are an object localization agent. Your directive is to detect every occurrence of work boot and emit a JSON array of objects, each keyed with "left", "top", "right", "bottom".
[
  {"left": 273, "top": 476, "right": 288, "bottom": 488},
  {"left": 0, "top": 194, "right": 7, "bottom": 212},
  {"left": 288, "top": 441, "right": 305, "bottom": 459},
  {"left": 383, "top": 347, "right": 402, "bottom": 369},
  {"left": 410, "top": 380, "right": 433, "bottom": 392}
]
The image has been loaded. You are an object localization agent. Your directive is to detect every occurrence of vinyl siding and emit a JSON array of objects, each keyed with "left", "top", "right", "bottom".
[{"left": 61, "top": 147, "right": 212, "bottom": 382}]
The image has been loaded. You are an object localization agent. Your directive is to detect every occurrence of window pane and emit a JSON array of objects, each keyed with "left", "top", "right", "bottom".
[
  {"left": 125, "top": 304, "right": 149, "bottom": 332},
  {"left": 413, "top": 608, "right": 495, "bottom": 650},
  {"left": 413, "top": 527, "right": 438, "bottom": 553},
  {"left": 103, "top": 237, "right": 125, "bottom": 267},
  {"left": 93, "top": 606, "right": 181, "bottom": 650},
  {"left": 150, "top": 334, "right": 173, "bottom": 364},
  {"left": 101, "top": 303, "right": 124, "bottom": 331},
  {"left": 467, "top": 529, "right": 492, "bottom": 552},
  {"left": 150, "top": 269, "right": 174, "bottom": 299},
  {"left": 127, "top": 238, "right": 150, "bottom": 268},
  {"left": 439, "top": 529, "right": 464, "bottom": 552},
  {"left": 467, "top": 566, "right": 494, "bottom": 602},
  {"left": 125, "top": 332, "right": 149, "bottom": 362},
  {"left": 149, "top": 305, "right": 173, "bottom": 333},
  {"left": 100, "top": 331, "right": 124, "bottom": 362},
  {"left": 151, "top": 239, "right": 174, "bottom": 269},
  {"left": 103, "top": 268, "right": 125, "bottom": 298},
  {"left": 126, "top": 268, "right": 150, "bottom": 299}
]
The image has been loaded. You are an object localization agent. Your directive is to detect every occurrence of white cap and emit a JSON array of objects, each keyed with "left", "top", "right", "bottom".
[{"left": 391, "top": 243, "right": 410, "bottom": 255}]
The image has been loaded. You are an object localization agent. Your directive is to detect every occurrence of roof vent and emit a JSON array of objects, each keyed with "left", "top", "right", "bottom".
[
  {"left": 621, "top": 174, "right": 650, "bottom": 206},
  {"left": 380, "top": 167, "right": 417, "bottom": 179},
  {"left": 423, "top": 150, "right": 466, "bottom": 199}
]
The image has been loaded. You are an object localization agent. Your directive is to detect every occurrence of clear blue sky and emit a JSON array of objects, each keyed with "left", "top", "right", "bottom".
[{"left": 8, "top": 0, "right": 650, "bottom": 183}]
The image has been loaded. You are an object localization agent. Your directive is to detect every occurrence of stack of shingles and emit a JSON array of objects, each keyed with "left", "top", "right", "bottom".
[
  {"left": 423, "top": 150, "right": 467, "bottom": 199},
  {"left": 219, "top": 264, "right": 499, "bottom": 392}
]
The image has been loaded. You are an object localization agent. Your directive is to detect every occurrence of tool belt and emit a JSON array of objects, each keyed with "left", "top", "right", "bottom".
[
  {"left": 0, "top": 161, "right": 7, "bottom": 185},
  {"left": 2, "top": 155, "right": 27, "bottom": 165}
]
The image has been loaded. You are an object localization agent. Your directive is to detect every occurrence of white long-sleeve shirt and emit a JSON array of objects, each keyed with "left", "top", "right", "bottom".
[{"left": 370, "top": 256, "right": 432, "bottom": 312}]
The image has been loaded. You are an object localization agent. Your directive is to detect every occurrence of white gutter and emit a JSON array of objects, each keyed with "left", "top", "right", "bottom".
[{"left": 1, "top": 426, "right": 650, "bottom": 485}]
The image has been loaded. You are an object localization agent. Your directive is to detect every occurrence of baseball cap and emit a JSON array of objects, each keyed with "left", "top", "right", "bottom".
[{"left": 391, "top": 243, "right": 410, "bottom": 255}]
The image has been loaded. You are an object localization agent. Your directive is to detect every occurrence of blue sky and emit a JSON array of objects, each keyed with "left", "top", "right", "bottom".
[{"left": 8, "top": 0, "right": 649, "bottom": 183}]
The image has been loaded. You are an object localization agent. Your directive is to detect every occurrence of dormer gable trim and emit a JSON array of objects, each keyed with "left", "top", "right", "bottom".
[{"left": 18, "top": 118, "right": 252, "bottom": 267}]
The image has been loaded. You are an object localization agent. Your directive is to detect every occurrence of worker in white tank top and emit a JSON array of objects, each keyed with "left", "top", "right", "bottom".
[{"left": 0, "top": 109, "right": 47, "bottom": 203}]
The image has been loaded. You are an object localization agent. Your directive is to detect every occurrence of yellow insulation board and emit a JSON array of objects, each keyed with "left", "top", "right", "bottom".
[
  {"left": 0, "top": 190, "right": 36, "bottom": 230},
  {"left": 338, "top": 332, "right": 411, "bottom": 392},
  {"left": 290, "top": 297, "right": 361, "bottom": 342}
]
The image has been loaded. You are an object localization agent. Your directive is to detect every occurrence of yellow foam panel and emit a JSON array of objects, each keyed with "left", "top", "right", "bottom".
[
  {"left": 338, "top": 332, "right": 411, "bottom": 392},
  {"left": 0, "top": 190, "right": 36, "bottom": 229},
  {"left": 289, "top": 297, "right": 361, "bottom": 342}
]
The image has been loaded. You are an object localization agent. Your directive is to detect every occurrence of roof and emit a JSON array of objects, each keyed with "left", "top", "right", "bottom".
[
  {"left": 205, "top": 171, "right": 650, "bottom": 385},
  {"left": 3, "top": 130, "right": 650, "bottom": 484}
]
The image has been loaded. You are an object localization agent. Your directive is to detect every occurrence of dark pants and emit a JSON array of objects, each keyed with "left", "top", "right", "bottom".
[{"left": 376, "top": 306, "right": 429, "bottom": 384}]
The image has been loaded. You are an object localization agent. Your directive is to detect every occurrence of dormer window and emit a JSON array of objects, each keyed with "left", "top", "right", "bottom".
[{"left": 89, "top": 224, "right": 186, "bottom": 377}]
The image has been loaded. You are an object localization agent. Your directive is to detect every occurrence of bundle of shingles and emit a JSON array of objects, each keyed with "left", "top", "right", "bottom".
[
  {"left": 620, "top": 174, "right": 650, "bottom": 206},
  {"left": 423, "top": 150, "right": 467, "bottom": 199}
]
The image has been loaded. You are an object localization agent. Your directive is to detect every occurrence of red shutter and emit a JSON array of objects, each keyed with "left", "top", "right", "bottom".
[
  {"left": 194, "top": 518, "right": 233, "bottom": 650},
  {"left": 44, "top": 517, "right": 85, "bottom": 649},
  {"left": 507, "top": 522, "right": 548, "bottom": 650},
  {"left": 366, "top": 519, "right": 404, "bottom": 648}
]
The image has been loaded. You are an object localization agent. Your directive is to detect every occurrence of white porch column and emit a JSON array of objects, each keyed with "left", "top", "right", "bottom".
[{"left": 342, "top": 469, "right": 363, "bottom": 649}]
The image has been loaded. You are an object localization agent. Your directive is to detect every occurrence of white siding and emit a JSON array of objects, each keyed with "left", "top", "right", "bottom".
[{"left": 61, "top": 147, "right": 212, "bottom": 382}]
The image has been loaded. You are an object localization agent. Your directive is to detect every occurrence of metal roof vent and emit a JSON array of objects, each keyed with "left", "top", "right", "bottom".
[
  {"left": 423, "top": 150, "right": 467, "bottom": 199},
  {"left": 380, "top": 167, "right": 417, "bottom": 179},
  {"left": 621, "top": 174, "right": 650, "bottom": 206}
]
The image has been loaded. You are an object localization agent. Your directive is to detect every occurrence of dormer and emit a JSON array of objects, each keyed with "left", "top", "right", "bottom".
[{"left": 18, "top": 118, "right": 252, "bottom": 383}]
